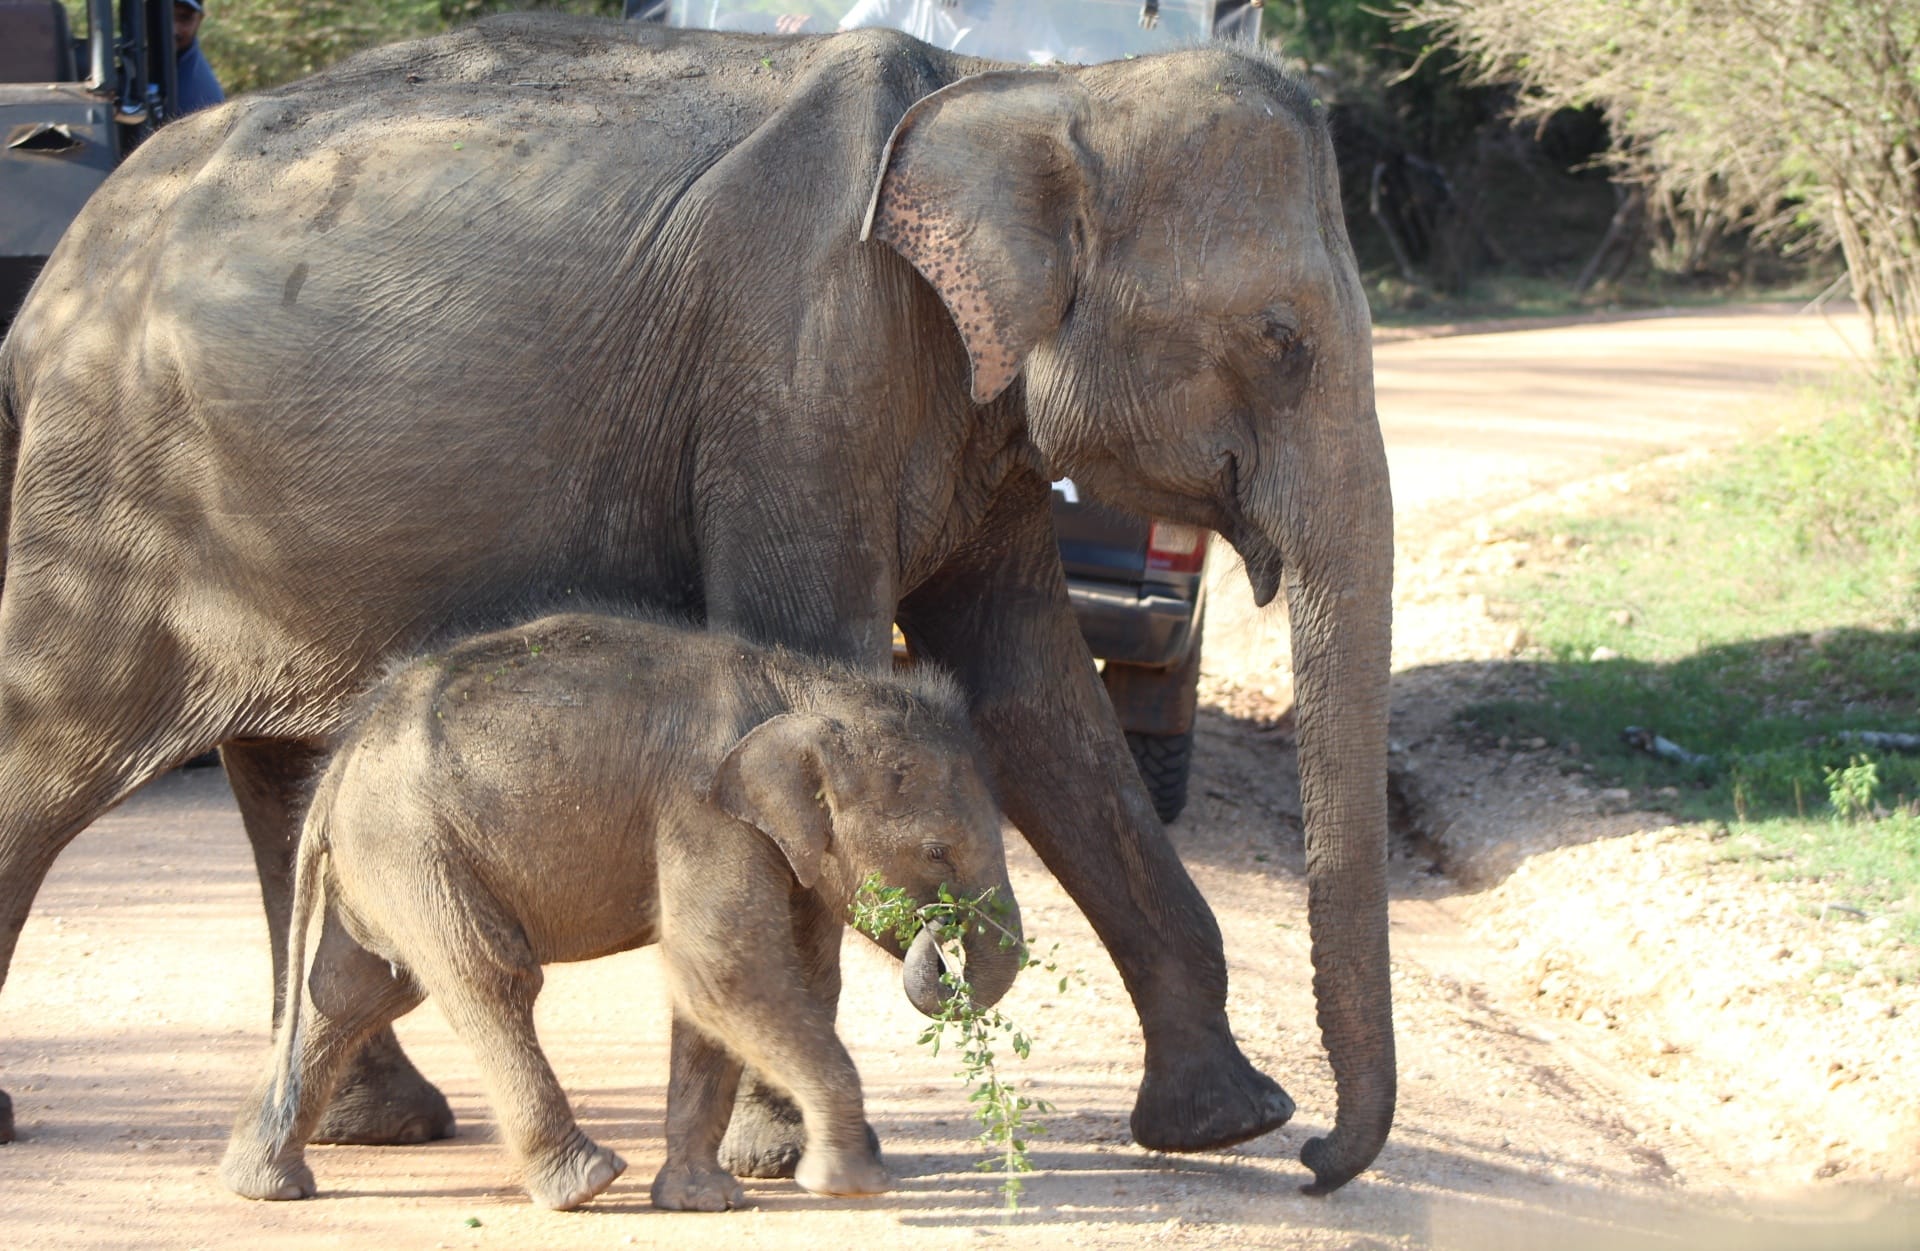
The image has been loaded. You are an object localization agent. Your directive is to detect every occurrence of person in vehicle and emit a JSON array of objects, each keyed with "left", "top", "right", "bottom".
[{"left": 173, "top": 0, "right": 223, "bottom": 115}]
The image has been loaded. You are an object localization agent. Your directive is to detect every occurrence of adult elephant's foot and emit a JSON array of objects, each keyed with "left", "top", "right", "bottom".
[
  {"left": 1130, "top": 1028, "right": 1294, "bottom": 1153},
  {"left": 309, "top": 1030, "right": 455, "bottom": 1146},
  {"left": 717, "top": 1081, "right": 881, "bottom": 1179},
  {"left": 716, "top": 1082, "right": 804, "bottom": 1178},
  {"left": 1, "top": 1088, "right": 13, "bottom": 1143},
  {"left": 650, "top": 1159, "right": 747, "bottom": 1212}
]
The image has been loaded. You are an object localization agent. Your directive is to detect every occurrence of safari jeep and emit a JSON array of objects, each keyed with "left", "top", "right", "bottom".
[{"left": 0, "top": 0, "right": 183, "bottom": 328}]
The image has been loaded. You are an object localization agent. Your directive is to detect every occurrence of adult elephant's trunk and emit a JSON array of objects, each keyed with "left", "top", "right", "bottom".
[
  {"left": 902, "top": 888, "right": 1024, "bottom": 1017},
  {"left": 1274, "top": 410, "right": 1396, "bottom": 1194}
]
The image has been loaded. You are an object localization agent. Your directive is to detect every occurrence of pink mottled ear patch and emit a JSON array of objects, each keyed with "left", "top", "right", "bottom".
[{"left": 871, "top": 173, "right": 1021, "bottom": 405}]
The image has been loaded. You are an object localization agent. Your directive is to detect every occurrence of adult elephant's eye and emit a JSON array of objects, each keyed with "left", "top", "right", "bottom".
[
  {"left": 923, "top": 844, "right": 951, "bottom": 865},
  {"left": 1259, "top": 314, "right": 1302, "bottom": 356}
]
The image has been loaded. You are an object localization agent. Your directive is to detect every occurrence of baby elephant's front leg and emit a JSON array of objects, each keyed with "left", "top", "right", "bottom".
[
  {"left": 651, "top": 1013, "right": 748, "bottom": 1211},
  {"left": 663, "top": 895, "right": 889, "bottom": 1200}
]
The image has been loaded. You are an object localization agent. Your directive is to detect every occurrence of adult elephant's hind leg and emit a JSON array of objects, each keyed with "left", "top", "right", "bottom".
[
  {"left": 0, "top": 783, "right": 108, "bottom": 1145},
  {"left": 0, "top": 656, "right": 204, "bottom": 1142},
  {"left": 224, "top": 741, "right": 455, "bottom": 1146}
]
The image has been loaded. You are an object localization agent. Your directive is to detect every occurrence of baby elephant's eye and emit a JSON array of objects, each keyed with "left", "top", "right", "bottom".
[{"left": 922, "top": 844, "right": 951, "bottom": 865}]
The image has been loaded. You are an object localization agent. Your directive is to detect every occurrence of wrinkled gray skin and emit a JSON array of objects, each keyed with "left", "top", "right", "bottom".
[
  {"left": 0, "top": 16, "right": 1393, "bottom": 1190},
  {"left": 220, "top": 612, "right": 1020, "bottom": 1211}
]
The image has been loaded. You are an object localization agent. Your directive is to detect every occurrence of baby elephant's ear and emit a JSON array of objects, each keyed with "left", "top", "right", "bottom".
[{"left": 709, "top": 712, "right": 837, "bottom": 890}]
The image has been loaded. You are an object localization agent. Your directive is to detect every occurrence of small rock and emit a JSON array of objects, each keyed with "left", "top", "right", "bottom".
[
  {"left": 1505, "top": 624, "right": 1530, "bottom": 655},
  {"left": 1523, "top": 737, "right": 1548, "bottom": 750},
  {"left": 1596, "top": 787, "right": 1633, "bottom": 814},
  {"left": 1609, "top": 609, "right": 1634, "bottom": 627},
  {"left": 1590, "top": 645, "right": 1621, "bottom": 661},
  {"left": 1842, "top": 991, "right": 1895, "bottom": 1020},
  {"left": 1656, "top": 786, "right": 1679, "bottom": 798},
  {"left": 1465, "top": 592, "right": 1489, "bottom": 617},
  {"left": 1551, "top": 533, "right": 1574, "bottom": 551},
  {"left": 1579, "top": 1006, "right": 1610, "bottom": 1027}
]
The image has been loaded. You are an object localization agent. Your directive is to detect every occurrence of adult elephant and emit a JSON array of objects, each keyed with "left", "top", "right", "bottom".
[{"left": 0, "top": 16, "right": 1393, "bottom": 1191}]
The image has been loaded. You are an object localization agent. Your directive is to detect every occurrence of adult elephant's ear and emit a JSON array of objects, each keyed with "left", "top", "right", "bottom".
[
  {"left": 862, "top": 71, "right": 1093, "bottom": 405},
  {"left": 710, "top": 712, "right": 839, "bottom": 890}
]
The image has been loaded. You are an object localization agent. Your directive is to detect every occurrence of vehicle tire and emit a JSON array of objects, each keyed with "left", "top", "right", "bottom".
[{"left": 1126, "top": 727, "right": 1195, "bottom": 825}]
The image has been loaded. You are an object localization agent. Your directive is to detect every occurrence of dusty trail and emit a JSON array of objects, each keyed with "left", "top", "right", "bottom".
[{"left": 1, "top": 306, "right": 1910, "bottom": 1249}]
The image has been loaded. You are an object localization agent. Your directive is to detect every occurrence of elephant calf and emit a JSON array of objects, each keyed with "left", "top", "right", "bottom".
[{"left": 219, "top": 612, "right": 1020, "bottom": 1212}]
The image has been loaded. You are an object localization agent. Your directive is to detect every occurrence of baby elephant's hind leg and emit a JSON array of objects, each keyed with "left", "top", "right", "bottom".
[
  {"left": 222, "top": 912, "right": 425, "bottom": 1201},
  {"left": 409, "top": 920, "right": 624, "bottom": 1211}
]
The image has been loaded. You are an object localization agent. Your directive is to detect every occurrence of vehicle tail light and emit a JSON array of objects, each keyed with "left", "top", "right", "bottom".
[{"left": 1146, "top": 521, "right": 1207, "bottom": 573}]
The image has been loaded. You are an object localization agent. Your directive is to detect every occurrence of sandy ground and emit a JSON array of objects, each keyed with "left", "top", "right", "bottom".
[{"left": 3, "top": 305, "right": 1915, "bottom": 1249}]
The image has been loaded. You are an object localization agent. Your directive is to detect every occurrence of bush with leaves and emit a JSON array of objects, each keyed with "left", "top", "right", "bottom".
[
  {"left": 1415, "top": 0, "right": 1920, "bottom": 365},
  {"left": 185, "top": 0, "right": 623, "bottom": 95},
  {"left": 849, "top": 876, "right": 1061, "bottom": 1212}
]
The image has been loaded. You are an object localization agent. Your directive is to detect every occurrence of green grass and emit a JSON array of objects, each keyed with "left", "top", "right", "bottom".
[{"left": 1463, "top": 370, "right": 1920, "bottom": 945}]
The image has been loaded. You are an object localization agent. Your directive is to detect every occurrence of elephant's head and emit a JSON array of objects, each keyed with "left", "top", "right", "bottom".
[
  {"left": 709, "top": 673, "right": 1022, "bottom": 1015},
  {"left": 864, "top": 50, "right": 1393, "bottom": 1192}
]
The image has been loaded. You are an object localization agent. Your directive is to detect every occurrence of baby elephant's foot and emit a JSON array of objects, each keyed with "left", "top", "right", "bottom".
[
  {"left": 795, "top": 1148, "right": 892, "bottom": 1198},
  {"left": 526, "top": 1136, "right": 626, "bottom": 1211},
  {"left": 650, "top": 1159, "right": 747, "bottom": 1212},
  {"left": 220, "top": 1146, "right": 317, "bottom": 1202}
]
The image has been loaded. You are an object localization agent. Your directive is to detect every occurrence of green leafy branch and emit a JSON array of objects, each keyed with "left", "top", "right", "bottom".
[{"left": 849, "top": 876, "right": 1066, "bottom": 1213}]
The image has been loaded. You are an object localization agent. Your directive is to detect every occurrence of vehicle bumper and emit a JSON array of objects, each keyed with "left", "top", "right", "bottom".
[{"left": 1068, "top": 582, "right": 1198, "bottom": 669}]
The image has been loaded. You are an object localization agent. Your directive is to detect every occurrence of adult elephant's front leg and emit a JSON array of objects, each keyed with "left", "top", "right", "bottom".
[
  {"left": 702, "top": 512, "right": 899, "bottom": 1178},
  {"left": 898, "top": 515, "right": 1294, "bottom": 1153},
  {"left": 223, "top": 741, "right": 455, "bottom": 1145}
]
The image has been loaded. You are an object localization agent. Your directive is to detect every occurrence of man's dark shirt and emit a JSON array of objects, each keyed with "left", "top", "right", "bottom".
[{"left": 176, "top": 39, "right": 223, "bottom": 115}]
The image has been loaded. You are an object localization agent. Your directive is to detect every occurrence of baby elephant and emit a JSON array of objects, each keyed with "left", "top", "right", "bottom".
[{"left": 220, "top": 612, "right": 1021, "bottom": 1212}]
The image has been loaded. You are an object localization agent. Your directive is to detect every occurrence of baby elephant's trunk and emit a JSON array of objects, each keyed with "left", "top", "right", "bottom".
[{"left": 902, "top": 888, "right": 1023, "bottom": 1017}]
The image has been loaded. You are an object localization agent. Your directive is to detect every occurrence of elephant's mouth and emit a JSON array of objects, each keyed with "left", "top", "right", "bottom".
[
  {"left": 1225, "top": 518, "right": 1285, "bottom": 607},
  {"left": 1244, "top": 552, "right": 1282, "bottom": 608}
]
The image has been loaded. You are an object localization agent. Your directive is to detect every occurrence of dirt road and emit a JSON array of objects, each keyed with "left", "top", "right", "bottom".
[{"left": 2, "top": 306, "right": 1910, "bottom": 1250}]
